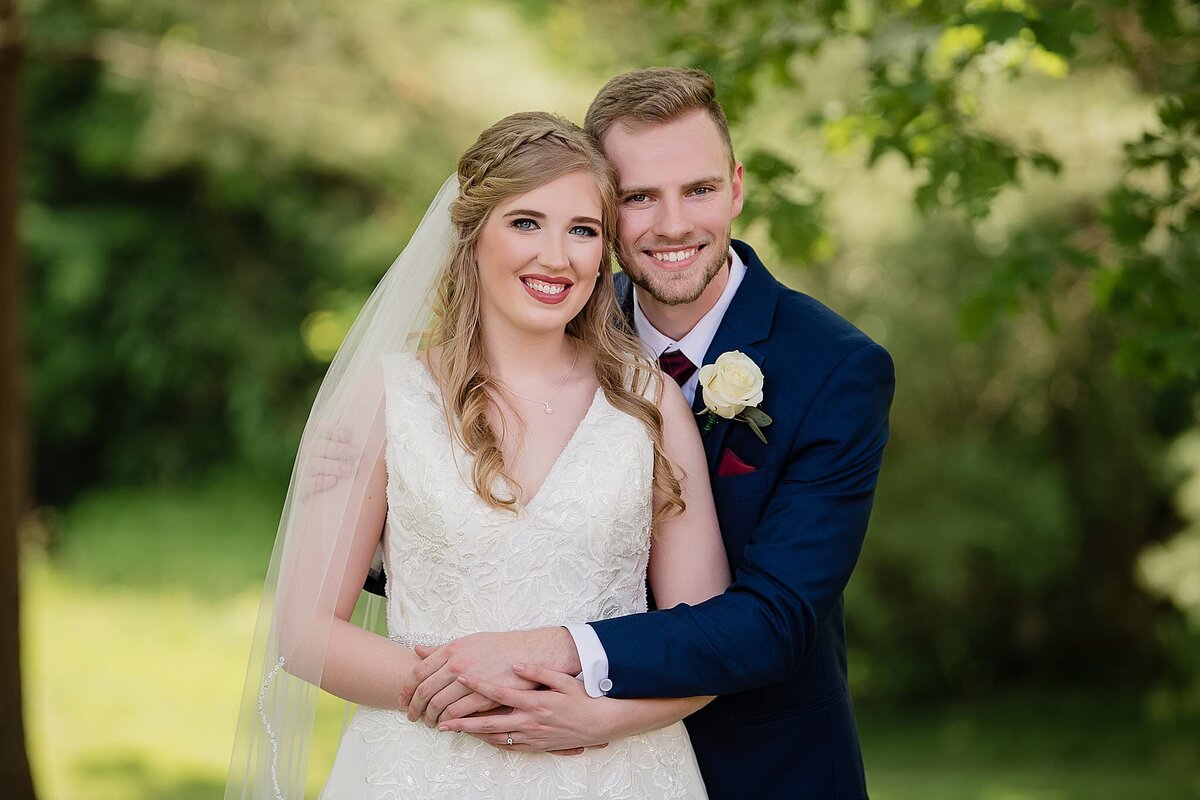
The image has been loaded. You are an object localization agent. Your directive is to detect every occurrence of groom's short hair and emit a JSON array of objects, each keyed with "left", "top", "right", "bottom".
[{"left": 584, "top": 67, "right": 735, "bottom": 170}]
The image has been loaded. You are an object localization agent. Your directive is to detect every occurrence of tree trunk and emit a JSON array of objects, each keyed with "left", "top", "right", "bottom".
[{"left": 0, "top": 0, "right": 36, "bottom": 796}]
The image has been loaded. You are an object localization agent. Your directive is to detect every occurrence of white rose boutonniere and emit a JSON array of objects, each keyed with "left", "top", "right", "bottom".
[{"left": 696, "top": 350, "right": 773, "bottom": 443}]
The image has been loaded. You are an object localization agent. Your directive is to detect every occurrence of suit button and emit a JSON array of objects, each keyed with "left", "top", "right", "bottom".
[{"left": 599, "top": 678, "right": 613, "bottom": 693}]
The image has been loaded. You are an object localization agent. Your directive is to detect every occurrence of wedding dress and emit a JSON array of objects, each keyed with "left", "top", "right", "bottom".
[{"left": 318, "top": 351, "right": 708, "bottom": 799}]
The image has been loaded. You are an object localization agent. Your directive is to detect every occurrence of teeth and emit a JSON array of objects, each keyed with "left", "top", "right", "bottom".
[
  {"left": 651, "top": 248, "right": 698, "bottom": 263},
  {"left": 523, "top": 278, "right": 567, "bottom": 295}
]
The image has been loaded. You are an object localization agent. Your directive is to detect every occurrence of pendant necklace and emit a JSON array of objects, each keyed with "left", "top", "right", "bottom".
[{"left": 500, "top": 341, "right": 580, "bottom": 415}]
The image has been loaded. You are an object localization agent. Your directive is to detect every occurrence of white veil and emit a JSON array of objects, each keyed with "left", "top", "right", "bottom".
[{"left": 224, "top": 175, "right": 458, "bottom": 799}]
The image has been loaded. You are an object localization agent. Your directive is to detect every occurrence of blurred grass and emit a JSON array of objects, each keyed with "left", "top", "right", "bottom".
[
  {"left": 22, "top": 470, "right": 351, "bottom": 799},
  {"left": 861, "top": 698, "right": 1200, "bottom": 799},
  {"left": 20, "top": 471, "right": 1200, "bottom": 799}
]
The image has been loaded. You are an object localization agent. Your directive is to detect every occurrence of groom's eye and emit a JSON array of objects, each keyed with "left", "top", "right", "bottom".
[
  {"left": 511, "top": 218, "right": 539, "bottom": 231},
  {"left": 624, "top": 194, "right": 649, "bottom": 204}
]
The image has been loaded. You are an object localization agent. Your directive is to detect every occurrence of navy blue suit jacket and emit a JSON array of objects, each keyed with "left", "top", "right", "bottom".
[{"left": 599, "top": 240, "right": 894, "bottom": 800}]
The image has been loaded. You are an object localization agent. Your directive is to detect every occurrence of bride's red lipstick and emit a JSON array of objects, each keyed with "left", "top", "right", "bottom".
[{"left": 520, "top": 274, "right": 573, "bottom": 305}]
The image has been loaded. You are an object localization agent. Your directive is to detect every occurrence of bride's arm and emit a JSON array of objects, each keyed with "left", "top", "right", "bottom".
[
  {"left": 279, "top": 439, "right": 420, "bottom": 710},
  {"left": 648, "top": 376, "right": 731, "bottom": 607},
  {"left": 322, "top": 448, "right": 423, "bottom": 708}
]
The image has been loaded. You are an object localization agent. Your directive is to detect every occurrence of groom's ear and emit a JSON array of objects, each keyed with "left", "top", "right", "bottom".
[{"left": 730, "top": 160, "right": 745, "bottom": 221}]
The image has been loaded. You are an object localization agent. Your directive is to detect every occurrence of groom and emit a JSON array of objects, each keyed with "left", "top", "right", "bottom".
[{"left": 397, "top": 68, "right": 894, "bottom": 799}]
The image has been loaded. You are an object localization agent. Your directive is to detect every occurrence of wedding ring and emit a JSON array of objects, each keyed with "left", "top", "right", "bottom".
[{"left": 506, "top": 734, "right": 514, "bottom": 746}]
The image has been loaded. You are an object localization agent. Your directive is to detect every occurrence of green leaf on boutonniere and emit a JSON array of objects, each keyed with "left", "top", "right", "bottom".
[
  {"left": 745, "top": 416, "right": 768, "bottom": 444},
  {"left": 699, "top": 411, "right": 718, "bottom": 435},
  {"left": 743, "top": 407, "right": 773, "bottom": 428}
]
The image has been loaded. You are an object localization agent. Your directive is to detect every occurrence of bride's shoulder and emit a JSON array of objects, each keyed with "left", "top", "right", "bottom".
[
  {"left": 381, "top": 349, "right": 433, "bottom": 375},
  {"left": 379, "top": 351, "right": 444, "bottom": 438},
  {"left": 380, "top": 350, "right": 438, "bottom": 398}
]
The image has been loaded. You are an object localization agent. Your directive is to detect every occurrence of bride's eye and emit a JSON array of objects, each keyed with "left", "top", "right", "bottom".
[
  {"left": 570, "top": 225, "right": 599, "bottom": 238},
  {"left": 511, "top": 218, "right": 539, "bottom": 231}
]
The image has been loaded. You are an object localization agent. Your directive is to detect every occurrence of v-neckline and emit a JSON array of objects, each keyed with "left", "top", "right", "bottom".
[
  {"left": 408, "top": 353, "right": 606, "bottom": 513},
  {"left": 512, "top": 387, "right": 604, "bottom": 510}
]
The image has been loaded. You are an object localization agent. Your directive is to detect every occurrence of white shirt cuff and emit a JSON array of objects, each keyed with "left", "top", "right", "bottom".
[{"left": 564, "top": 623, "right": 612, "bottom": 698}]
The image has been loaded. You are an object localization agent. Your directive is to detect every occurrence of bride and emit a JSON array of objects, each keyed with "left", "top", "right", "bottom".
[{"left": 225, "top": 111, "right": 730, "bottom": 799}]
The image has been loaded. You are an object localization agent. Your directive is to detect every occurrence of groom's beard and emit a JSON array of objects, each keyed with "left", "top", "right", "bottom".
[{"left": 616, "top": 229, "right": 731, "bottom": 307}]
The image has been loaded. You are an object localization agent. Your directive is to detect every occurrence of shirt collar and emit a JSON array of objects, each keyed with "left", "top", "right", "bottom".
[{"left": 633, "top": 246, "right": 747, "bottom": 367}]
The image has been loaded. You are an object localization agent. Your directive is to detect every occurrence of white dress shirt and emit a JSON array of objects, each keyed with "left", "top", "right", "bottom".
[{"left": 566, "top": 247, "right": 747, "bottom": 697}]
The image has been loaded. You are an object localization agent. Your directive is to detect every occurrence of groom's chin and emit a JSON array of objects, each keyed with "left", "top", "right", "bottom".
[{"left": 621, "top": 255, "right": 721, "bottom": 308}]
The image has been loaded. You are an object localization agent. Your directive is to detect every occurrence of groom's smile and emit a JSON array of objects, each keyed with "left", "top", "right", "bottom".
[{"left": 646, "top": 244, "right": 705, "bottom": 270}]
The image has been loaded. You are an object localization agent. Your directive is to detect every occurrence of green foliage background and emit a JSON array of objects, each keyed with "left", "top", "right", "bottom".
[{"left": 17, "top": 0, "right": 1200, "bottom": 796}]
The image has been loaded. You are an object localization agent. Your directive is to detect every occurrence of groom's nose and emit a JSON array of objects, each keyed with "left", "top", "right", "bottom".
[{"left": 652, "top": 197, "right": 693, "bottom": 241}]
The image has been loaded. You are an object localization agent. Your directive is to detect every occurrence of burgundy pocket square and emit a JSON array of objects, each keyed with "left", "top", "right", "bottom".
[{"left": 718, "top": 448, "right": 757, "bottom": 477}]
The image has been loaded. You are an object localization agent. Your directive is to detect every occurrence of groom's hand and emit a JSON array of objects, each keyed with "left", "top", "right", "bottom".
[
  {"left": 400, "top": 628, "right": 582, "bottom": 725},
  {"left": 300, "top": 421, "right": 357, "bottom": 497},
  {"left": 439, "top": 663, "right": 614, "bottom": 752}
]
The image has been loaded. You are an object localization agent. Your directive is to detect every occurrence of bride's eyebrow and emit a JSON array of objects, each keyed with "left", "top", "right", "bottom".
[{"left": 504, "top": 209, "right": 601, "bottom": 226}]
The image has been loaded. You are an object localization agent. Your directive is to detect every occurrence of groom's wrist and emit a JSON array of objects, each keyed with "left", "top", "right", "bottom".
[{"left": 547, "top": 626, "right": 582, "bottom": 674}]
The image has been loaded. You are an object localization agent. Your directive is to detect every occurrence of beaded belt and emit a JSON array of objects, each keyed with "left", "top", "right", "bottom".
[{"left": 389, "top": 631, "right": 456, "bottom": 649}]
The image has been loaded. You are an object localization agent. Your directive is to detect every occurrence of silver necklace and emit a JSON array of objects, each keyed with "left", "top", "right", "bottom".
[{"left": 498, "top": 342, "right": 580, "bottom": 415}]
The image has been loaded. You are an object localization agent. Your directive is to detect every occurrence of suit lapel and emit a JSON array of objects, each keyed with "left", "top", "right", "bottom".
[{"left": 694, "top": 241, "right": 780, "bottom": 472}]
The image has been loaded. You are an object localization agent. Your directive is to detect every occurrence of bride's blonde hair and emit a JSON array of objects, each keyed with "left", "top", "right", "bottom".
[{"left": 430, "top": 111, "right": 684, "bottom": 520}]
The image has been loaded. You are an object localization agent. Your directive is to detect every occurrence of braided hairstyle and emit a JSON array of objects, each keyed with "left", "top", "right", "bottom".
[{"left": 429, "top": 111, "right": 685, "bottom": 520}]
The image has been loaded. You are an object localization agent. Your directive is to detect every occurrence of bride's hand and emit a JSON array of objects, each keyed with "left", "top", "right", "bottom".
[
  {"left": 400, "top": 628, "right": 579, "bottom": 725},
  {"left": 438, "top": 663, "right": 615, "bottom": 752},
  {"left": 401, "top": 636, "right": 535, "bottom": 725}
]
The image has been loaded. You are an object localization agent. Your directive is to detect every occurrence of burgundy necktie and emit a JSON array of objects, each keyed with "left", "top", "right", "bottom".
[{"left": 659, "top": 350, "right": 697, "bottom": 387}]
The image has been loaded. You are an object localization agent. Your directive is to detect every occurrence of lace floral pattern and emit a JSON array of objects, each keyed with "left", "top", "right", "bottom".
[{"left": 319, "top": 352, "right": 706, "bottom": 799}]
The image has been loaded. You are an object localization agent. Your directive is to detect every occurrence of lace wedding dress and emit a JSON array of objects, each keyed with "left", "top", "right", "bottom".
[{"left": 318, "top": 352, "right": 708, "bottom": 799}]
